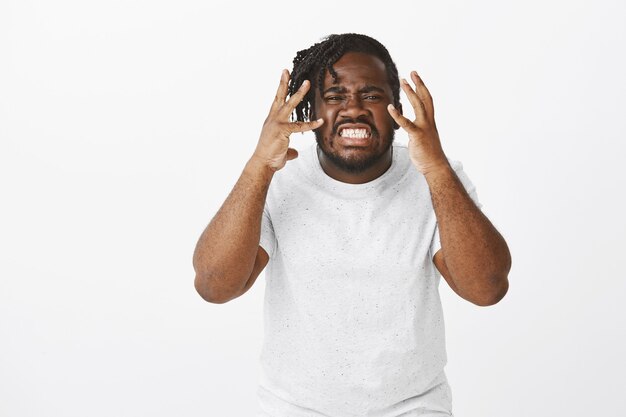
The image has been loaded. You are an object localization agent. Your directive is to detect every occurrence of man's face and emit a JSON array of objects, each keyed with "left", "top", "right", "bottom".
[{"left": 313, "top": 52, "right": 398, "bottom": 173}]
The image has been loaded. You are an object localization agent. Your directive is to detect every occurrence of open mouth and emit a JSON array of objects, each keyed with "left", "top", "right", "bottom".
[
  {"left": 336, "top": 122, "right": 374, "bottom": 145},
  {"left": 339, "top": 127, "right": 371, "bottom": 139}
]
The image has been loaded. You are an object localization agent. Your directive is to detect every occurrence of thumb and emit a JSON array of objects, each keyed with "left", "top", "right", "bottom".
[{"left": 285, "top": 147, "right": 299, "bottom": 161}]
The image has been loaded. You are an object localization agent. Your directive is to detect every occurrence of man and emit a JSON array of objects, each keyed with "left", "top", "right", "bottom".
[{"left": 193, "top": 33, "right": 511, "bottom": 417}]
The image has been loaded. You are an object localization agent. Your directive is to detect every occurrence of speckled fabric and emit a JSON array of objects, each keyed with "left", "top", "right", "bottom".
[{"left": 257, "top": 143, "right": 480, "bottom": 417}]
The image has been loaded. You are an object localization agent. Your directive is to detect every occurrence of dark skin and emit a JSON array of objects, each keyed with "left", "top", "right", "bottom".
[
  {"left": 193, "top": 52, "right": 511, "bottom": 306},
  {"left": 312, "top": 52, "right": 399, "bottom": 184}
]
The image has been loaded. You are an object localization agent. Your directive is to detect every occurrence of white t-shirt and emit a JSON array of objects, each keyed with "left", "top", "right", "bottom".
[{"left": 257, "top": 143, "right": 481, "bottom": 417}]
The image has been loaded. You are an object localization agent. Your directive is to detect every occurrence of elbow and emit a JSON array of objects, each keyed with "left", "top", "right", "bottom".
[
  {"left": 471, "top": 277, "right": 509, "bottom": 307},
  {"left": 194, "top": 273, "right": 239, "bottom": 304},
  {"left": 473, "top": 254, "right": 512, "bottom": 307}
]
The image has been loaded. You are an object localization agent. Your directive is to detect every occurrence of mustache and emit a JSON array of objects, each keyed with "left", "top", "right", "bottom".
[{"left": 331, "top": 117, "right": 379, "bottom": 136}]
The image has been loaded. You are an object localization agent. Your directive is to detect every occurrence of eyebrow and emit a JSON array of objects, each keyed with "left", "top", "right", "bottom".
[{"left": 322, "top": 85, "right": 386, "bottom": 95}]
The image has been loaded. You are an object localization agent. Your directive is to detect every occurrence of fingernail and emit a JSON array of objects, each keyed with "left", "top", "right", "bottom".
[
  {"left": 317, "top": 118, "right": 323, "bottom": 123},
  {"left": 388, "top": 104, "right": 396, "bottom": 111}
]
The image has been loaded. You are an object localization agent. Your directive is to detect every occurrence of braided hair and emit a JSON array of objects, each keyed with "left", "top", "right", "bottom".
[{"left": 288, "top": 33, "right": 401, "bottom": 123}]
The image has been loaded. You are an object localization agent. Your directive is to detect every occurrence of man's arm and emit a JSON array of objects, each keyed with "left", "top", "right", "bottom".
[
  {"left": 387, "top": 71, "right": 511, "bottom": 306},
  {"left": 427, "top": 166, "right": 510, "bottom": 306},
  {"left": 192, "top": 158, "right": 273, "bottom": 303},
  {"left": 192, "top": 71, "right": 323, "bottom": 303}
]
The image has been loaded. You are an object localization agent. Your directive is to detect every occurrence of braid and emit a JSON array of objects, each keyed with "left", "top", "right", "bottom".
[{"left": 288, "top": 33, "right": 400, "bottom": 123}]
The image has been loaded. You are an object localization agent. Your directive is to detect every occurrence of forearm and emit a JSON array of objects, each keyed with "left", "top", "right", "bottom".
[
  {"left": 425, "top": 164, "right": 511, "bottom": 304},
  {"left": 193, "top": 156, "right": 274, "bottom": 302}
]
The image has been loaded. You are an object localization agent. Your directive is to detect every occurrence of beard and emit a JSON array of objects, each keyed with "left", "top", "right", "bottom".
[{"left": 314, "top": 121, "right": 395, "bottom": 174}]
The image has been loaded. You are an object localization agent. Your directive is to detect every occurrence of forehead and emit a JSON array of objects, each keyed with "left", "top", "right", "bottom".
[{"left": 322, "top": 52, "right": 389, "bottom": 89}]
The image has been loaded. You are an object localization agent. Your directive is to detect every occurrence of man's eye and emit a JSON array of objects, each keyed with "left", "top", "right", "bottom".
[
  {"left": 326, "top": 96, "right": 342, "bottom": 101},
  {"left": 365, "top": 95, "right": 381, "bottom": 100}
]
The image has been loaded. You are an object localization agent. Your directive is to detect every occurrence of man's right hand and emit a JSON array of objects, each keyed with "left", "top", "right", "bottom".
[{"left": 252, "top": 70, "right": 324, "bottom": 172}]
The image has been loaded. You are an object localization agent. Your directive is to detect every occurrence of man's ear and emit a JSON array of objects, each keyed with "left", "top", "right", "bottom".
[{"left": 393, "top": 102, "right": 403, "bottom": 130}]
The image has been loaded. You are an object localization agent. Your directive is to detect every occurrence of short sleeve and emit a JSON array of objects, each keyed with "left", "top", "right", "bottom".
[
  {"left": 429, "top": 160, "right": 482, "bottom": 259},
  {"left": 259, "top": 204, "right": 276, "bottom": 258}
]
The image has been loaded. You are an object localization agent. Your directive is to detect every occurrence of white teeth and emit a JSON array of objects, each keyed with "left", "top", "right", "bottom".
[{"left": 340, "top": 128, "right": 369, "bottom": 139}]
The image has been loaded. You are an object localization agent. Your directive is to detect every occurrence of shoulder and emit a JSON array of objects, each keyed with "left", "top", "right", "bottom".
[
  {"left": 391, "top": 143, "right": 467, "bottom": 182},
  {"left": 268, "top": 144, "right": 315, "bottom": 188},
  {"left": 265, "top": 143, "right": 318, "bottom": 205},
  {"left": 392, "top": 143, "right": 464, "bottom": 171}
]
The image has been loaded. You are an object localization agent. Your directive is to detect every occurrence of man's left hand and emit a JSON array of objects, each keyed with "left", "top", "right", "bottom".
[{"left": 387, "top": 71, "right": 449, "bottom": 176}]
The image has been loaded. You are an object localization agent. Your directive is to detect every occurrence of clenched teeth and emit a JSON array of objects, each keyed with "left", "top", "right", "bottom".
[{"left": 340, "top": 128, "right": 370, "bottom": 139}]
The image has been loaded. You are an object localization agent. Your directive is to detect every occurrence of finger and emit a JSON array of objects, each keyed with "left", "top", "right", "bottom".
[
  {"left": 271, "top": 69, "right": 290, "bottom": 113},
  {"left": 285, "top": 147, "right": 299, "bottom": 161},
  {"left": 286, "top": 118, "right": 324, "bottom": 134},
  {"left": 410, "top": 71, "right": 434, "bottom": 119},
  {"left": 387, "top": 104, "right": 419, "bottom": 134},
  {"left": 281, "top": 79, "right": 311, "bottom": 117},
  {"left": 400, "top": 77, "right": 427, "bottom": 125}
]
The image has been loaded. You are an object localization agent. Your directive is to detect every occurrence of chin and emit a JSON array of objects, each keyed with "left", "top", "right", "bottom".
[{"left": 314, "top": 130, "right": 394, "bottom": 174}]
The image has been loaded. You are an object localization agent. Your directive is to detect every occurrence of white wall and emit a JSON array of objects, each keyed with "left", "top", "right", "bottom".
[{"left": 1, "top": 1, "right": 624, "bottom": 416}]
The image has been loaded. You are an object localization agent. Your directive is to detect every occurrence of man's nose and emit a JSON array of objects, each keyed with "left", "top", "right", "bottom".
[{"left": 339, "top": 96, "right": 369, "bottom": 119}]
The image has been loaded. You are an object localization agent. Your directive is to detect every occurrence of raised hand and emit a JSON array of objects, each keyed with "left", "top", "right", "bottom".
[
  {"left": 387, "top": 71, "right": 449, "bottom": 176},
  {"left": 252, "top": 70, "right": 323, "bottom": 172}
]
